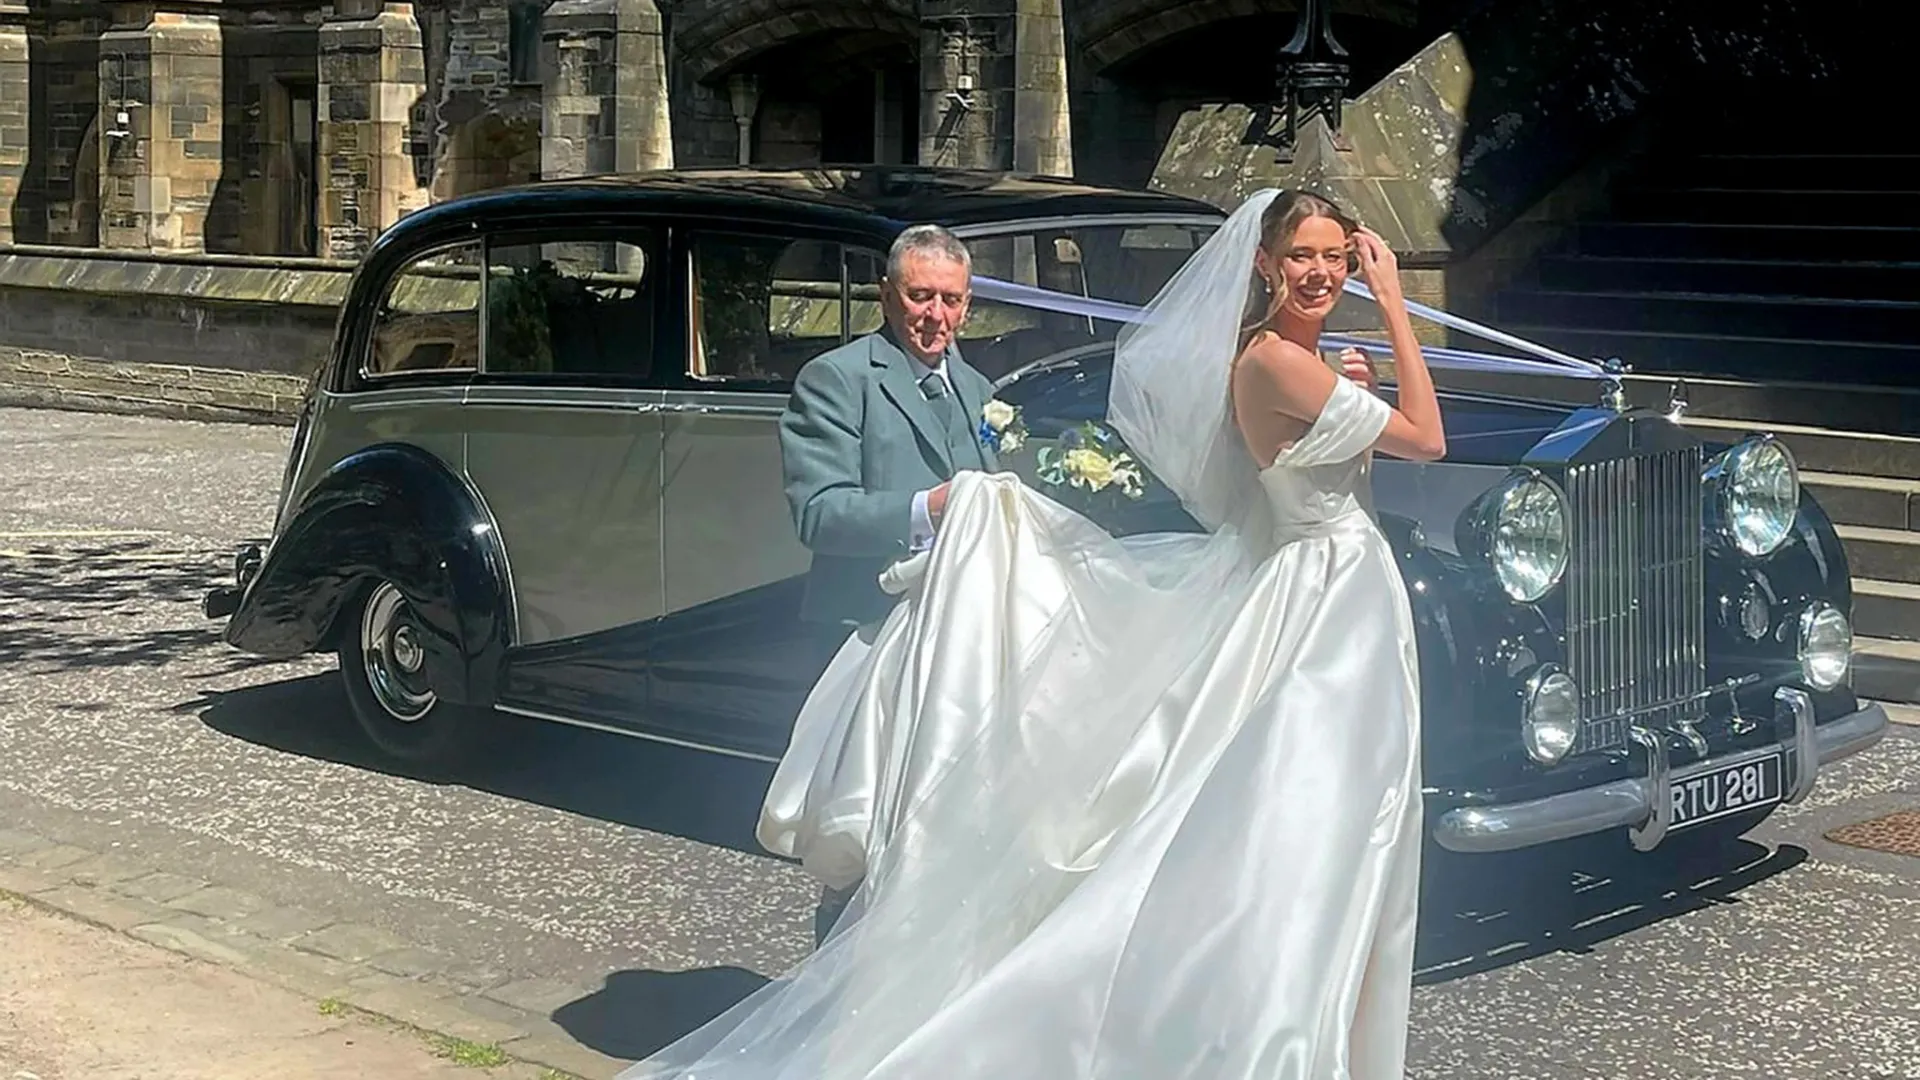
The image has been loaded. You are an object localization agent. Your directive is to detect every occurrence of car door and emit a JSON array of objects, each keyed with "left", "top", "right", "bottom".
[
  {"left": 459, "top": 227, "right": 668, "bottom": 687},
  {"left": 651, "top": 226, "right": 889, "bottom": 753}
]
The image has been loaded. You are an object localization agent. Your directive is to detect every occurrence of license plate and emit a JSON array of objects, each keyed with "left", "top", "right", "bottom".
[{"left": 1669, "top": 751, "right": 1783, "bottom": 830}]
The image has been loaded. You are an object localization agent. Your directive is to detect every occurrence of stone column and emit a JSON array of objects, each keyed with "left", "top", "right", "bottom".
[
  {"left": 540, "top": 0, "right": 672, "bottom": 180},
  {"left": 317, "top": 0, "right": 429, "bottom": 260},
  {"left": 918, "top": 0, "right": 1072, "bottom": 176},
  {"left": 0, "top": 1, "right": 27, "bottom": 246},
  {"left": 1009, "top": 0, "right": 1070, "bottom": 177},
  {"left": 98, "top": 3, "right": 224, "bottom": 251}
]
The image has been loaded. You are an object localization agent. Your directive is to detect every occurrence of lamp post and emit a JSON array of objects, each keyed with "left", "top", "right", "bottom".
[{"left": 1274, "top": 0, "right": 1350, "bottom": 153}]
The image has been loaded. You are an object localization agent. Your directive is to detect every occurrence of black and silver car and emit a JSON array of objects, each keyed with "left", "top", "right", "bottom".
[{"left": 203, "top": 166, "right": 1887, "bottom": 859}]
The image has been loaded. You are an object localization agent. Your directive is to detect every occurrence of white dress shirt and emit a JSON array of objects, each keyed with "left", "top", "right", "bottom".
[{"left": 907, "top": 354, "right": 956, "bottom": 553}]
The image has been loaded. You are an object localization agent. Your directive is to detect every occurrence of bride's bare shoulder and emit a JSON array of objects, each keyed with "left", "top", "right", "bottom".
[{"left": 1234, "top": 332, "right": 1324, "bottom": 394}]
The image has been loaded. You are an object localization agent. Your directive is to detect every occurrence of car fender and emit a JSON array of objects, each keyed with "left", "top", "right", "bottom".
[{"left": 223, "top": 443, "right": 514, "bottom": 706}]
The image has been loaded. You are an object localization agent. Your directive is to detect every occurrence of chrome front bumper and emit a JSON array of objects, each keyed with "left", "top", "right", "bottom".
[{"left": 1434, "top": 688, "right": 1890, "bottom": 854}]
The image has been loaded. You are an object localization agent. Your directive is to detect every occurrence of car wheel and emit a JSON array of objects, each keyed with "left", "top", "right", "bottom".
[{"left": 340, "top": 580, "right": 496, "bottom": 769}]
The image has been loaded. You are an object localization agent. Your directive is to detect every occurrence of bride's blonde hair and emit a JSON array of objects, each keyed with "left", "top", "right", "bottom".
[{"left": 1236, "top": 190, "right": 1359, "bottom": 357}]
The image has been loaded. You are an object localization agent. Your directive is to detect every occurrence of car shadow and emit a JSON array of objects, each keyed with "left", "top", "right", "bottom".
[
  {"left": 551, "top": 965, "right": 771, "bottom": 1063},
  {"left": 1413, "top": 834, "right": 1808, "bottom": 985},
  {"left": 181, "top": 672, "right": 784, "bottom": 859}
]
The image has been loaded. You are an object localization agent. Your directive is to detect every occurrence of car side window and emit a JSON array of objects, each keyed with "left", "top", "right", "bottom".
[
  {"left": 483, "top": 231, "right": 661, "bottom": 381},
  {"left": 687, "top": 233, "right": 887, "bottom": 387},
  {"left": 366, "top": 243, "right": 483, "bottom": 378}
]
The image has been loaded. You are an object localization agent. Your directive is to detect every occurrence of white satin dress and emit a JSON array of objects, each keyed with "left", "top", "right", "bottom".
[{"left": 631, "top": 377, "right": 1423, "bottom": 1080}]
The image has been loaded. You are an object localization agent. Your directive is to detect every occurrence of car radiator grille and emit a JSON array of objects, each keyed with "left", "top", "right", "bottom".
[{"left": 1563, "top": 447, "right": 1705, "bottom": 753}]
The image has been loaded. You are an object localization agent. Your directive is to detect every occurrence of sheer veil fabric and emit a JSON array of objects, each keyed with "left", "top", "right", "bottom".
[{"left": 621, "top": 190, "right": 1423, "bottom": 1079}]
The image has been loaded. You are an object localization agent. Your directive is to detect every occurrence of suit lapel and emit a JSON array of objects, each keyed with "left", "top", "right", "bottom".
[
  {"left": 873, "top": 332, "right": 956, "bottom": 474},
  {"left": 948, "top": 351, "right": 997, "bottom": 472}
]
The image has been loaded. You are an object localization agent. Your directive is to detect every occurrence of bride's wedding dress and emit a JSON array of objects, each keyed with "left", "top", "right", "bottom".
[
  {"left": 623, "top": 379, "right": 1422, "bottom": 1080},
  {"left": 618, "top": 190, "right": 1421, "bottom": 1079}
]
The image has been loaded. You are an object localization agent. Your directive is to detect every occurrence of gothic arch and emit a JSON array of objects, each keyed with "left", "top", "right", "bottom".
[
  {"left": 68, "top": 113, "right": 101, "bottom": 247},
  {"left": 1072, "top": 0, "right": 1419, "bottom": 75},
  {"left": 671, "top": 0, "right": 917, "bottom": 84}
]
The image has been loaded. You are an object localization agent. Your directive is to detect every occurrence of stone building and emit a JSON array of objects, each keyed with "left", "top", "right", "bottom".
[
  {"left": 0, "top": 0, "right": 1909, "bottom": 391},
  {"left": 0, "top": 0, "right": 1445, "bottom": 260}
]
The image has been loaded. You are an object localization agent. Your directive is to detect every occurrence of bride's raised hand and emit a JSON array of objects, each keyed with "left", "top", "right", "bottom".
[{"left": 1351, "top": 227, "right": 1403, "bottom": 305}]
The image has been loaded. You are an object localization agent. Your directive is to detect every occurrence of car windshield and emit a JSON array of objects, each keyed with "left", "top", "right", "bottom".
[{"left": 946, "top": 219, "right": 1220, "bottom": 381}]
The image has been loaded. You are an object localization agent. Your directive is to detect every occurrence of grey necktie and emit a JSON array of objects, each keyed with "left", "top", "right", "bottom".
[
  {"left": 918, "top": 371, "right": 951, "bottom": 418},
  {"left": 919, "top": 369, "right": 982, "bottom": 469}
]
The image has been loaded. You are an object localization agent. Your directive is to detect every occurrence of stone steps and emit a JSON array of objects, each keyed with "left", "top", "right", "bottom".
[
  {"left": 1496, "top": 289, "right": 1920, "bottom": 349},
  {"left": 1799, "top": 471, "right": 1920, "bottom": 532},
  {"left": 1856, "top": 580, "right": 1920, "bottom": 643},
  {"left": 1676, "top": 416, "right": 1920, "bottom": 479},
  {"left": 1853, "top": 636, "right": 1920, "bottom": 706},
  {"left": 1534, "top": 255, "right": 1920, "bottom": 305}
]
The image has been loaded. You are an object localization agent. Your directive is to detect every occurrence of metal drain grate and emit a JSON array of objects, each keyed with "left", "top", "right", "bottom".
[{"left": 1825, "top": 810, "right": 1920, "bottom": 858}]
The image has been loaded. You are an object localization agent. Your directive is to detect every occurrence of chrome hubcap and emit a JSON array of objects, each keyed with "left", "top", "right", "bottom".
[{"left": 361, "top": 582, "right": 436, "bottom": 723}]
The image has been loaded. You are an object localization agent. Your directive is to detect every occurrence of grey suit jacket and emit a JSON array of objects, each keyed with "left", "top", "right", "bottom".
[{"left": 779, "top": 328, "right": 1001, "bottom": 627}]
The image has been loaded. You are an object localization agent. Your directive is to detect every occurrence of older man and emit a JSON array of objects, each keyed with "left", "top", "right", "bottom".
[
  {"left": 767, "top": 223, "right": 999, "bottom": 943},
  {"left": 777, "top": 223, "right": 1000, "bottom": 630}
]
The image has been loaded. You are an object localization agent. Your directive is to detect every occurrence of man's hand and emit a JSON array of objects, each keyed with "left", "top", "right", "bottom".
[
  {"left": 926, "top": 481, "right": 952, "bottom": 527},
  {"left": 1339, "top": 347, "right": 1379, "bottom": 392}
]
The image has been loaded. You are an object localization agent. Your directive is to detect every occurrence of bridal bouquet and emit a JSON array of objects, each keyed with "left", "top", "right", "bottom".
[{"left": 981, "top": 399, "right": 1149, "bottom": 504}]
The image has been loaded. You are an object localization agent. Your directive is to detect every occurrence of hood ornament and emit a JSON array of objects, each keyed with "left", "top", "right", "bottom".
[
  {"left": 1599, "top": 357, "right": 1630, "bottom": 413},
  {"left": 1666, "top": 378, "right": 1689, "bottom": 420}
]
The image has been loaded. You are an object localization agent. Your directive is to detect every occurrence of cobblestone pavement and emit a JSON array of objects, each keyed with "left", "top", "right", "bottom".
[{"left": 3, "top": 405, "right": 1918, "bottom": 1079}]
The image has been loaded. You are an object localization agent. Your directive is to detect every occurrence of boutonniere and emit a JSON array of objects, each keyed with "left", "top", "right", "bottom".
[{"left": 978, "top": 397, "right": 1028, "bottom": 455}]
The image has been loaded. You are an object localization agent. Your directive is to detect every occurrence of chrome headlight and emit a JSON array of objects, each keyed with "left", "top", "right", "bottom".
[
  {"left": 1707, "top": 436, "right": 1799, "bottom": 558},
  {"left": 1797, "top": 602, "right": 1852, "bottom": 691},
  {"left": 1523, "top": 665, "right": 1580, "bottom": 765},
  {"left": 1459, "top": 471, "right": 1570, "bottom": 603}
]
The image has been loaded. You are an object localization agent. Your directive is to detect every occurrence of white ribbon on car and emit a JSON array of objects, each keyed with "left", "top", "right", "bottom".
[{"left": 967, "top": 274, "right": 1609, "bottom": 380}]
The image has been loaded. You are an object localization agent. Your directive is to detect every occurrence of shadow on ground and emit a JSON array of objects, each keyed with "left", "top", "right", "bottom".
[
  {"left": 552, "top": 965, "right": 771, "bottom": 1062},
  {"left": 0, "top": 539, "right": 265, "bottom": 675},
  {"left": 1413, "top": 834, "right": 1806, "bottom": 985},
  {"left": 547, "top": 835, "right": 1806, "bottom": 1061},
  {"left": 181, "top": 672, "right": 782, "bottom": 857}
]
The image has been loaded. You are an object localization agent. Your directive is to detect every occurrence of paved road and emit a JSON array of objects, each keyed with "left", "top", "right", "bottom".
[{"left": 2, "top": 405, "right": 1918, "bottom": 1079}]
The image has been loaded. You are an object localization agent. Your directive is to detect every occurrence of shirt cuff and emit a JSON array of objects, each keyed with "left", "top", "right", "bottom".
[{"left": 909, "top": 489, "right": 935, "bottom": 553}]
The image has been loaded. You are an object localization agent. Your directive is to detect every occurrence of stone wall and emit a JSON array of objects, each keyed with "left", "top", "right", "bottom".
[
  {"left": 0, "top": 246, "right": 348, "bottom": 423},
  {"left": 14, "top": 6, "right": 104, "bottom": 248},
  {"left": 213, "top": 15, "right": 321, "bottom": 257}
]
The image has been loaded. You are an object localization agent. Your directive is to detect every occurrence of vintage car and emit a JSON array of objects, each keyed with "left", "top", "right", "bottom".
[{"left": 203, "top": 166, "right": 1887, "bottom": 860}]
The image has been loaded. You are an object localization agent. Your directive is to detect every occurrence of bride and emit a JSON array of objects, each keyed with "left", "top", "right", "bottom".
[{"left": 619, "top": 188, "right": 1447, "bottom": 1079}]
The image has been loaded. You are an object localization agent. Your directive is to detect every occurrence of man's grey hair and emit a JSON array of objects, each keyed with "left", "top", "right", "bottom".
[{"left": 886, "top": 224, "right": 972, "bottom": 282}]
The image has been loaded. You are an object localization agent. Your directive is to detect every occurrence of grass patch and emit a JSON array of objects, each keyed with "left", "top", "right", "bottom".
[
  {"left": 430, "top": 1035, "right": 512, "bottom": 1068},
  {"left": 317, "top": 997, "right": 347, "bottom": 1017}
]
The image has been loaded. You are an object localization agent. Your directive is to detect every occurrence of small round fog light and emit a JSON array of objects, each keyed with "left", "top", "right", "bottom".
[
  {"left": 1797, "top": 603, "right": 1852, "bottom": 691},
  {"left": 1524, "top": 665, "right": 1581, "bottom": 765}
]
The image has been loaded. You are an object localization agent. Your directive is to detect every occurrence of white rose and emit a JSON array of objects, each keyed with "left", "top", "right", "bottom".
[
  {"left": 982, "top": 399, "right": 1017, "bottom": 431},
  {"left": 1064, "top": 448, "right": 1115, "bottom": 491}
]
